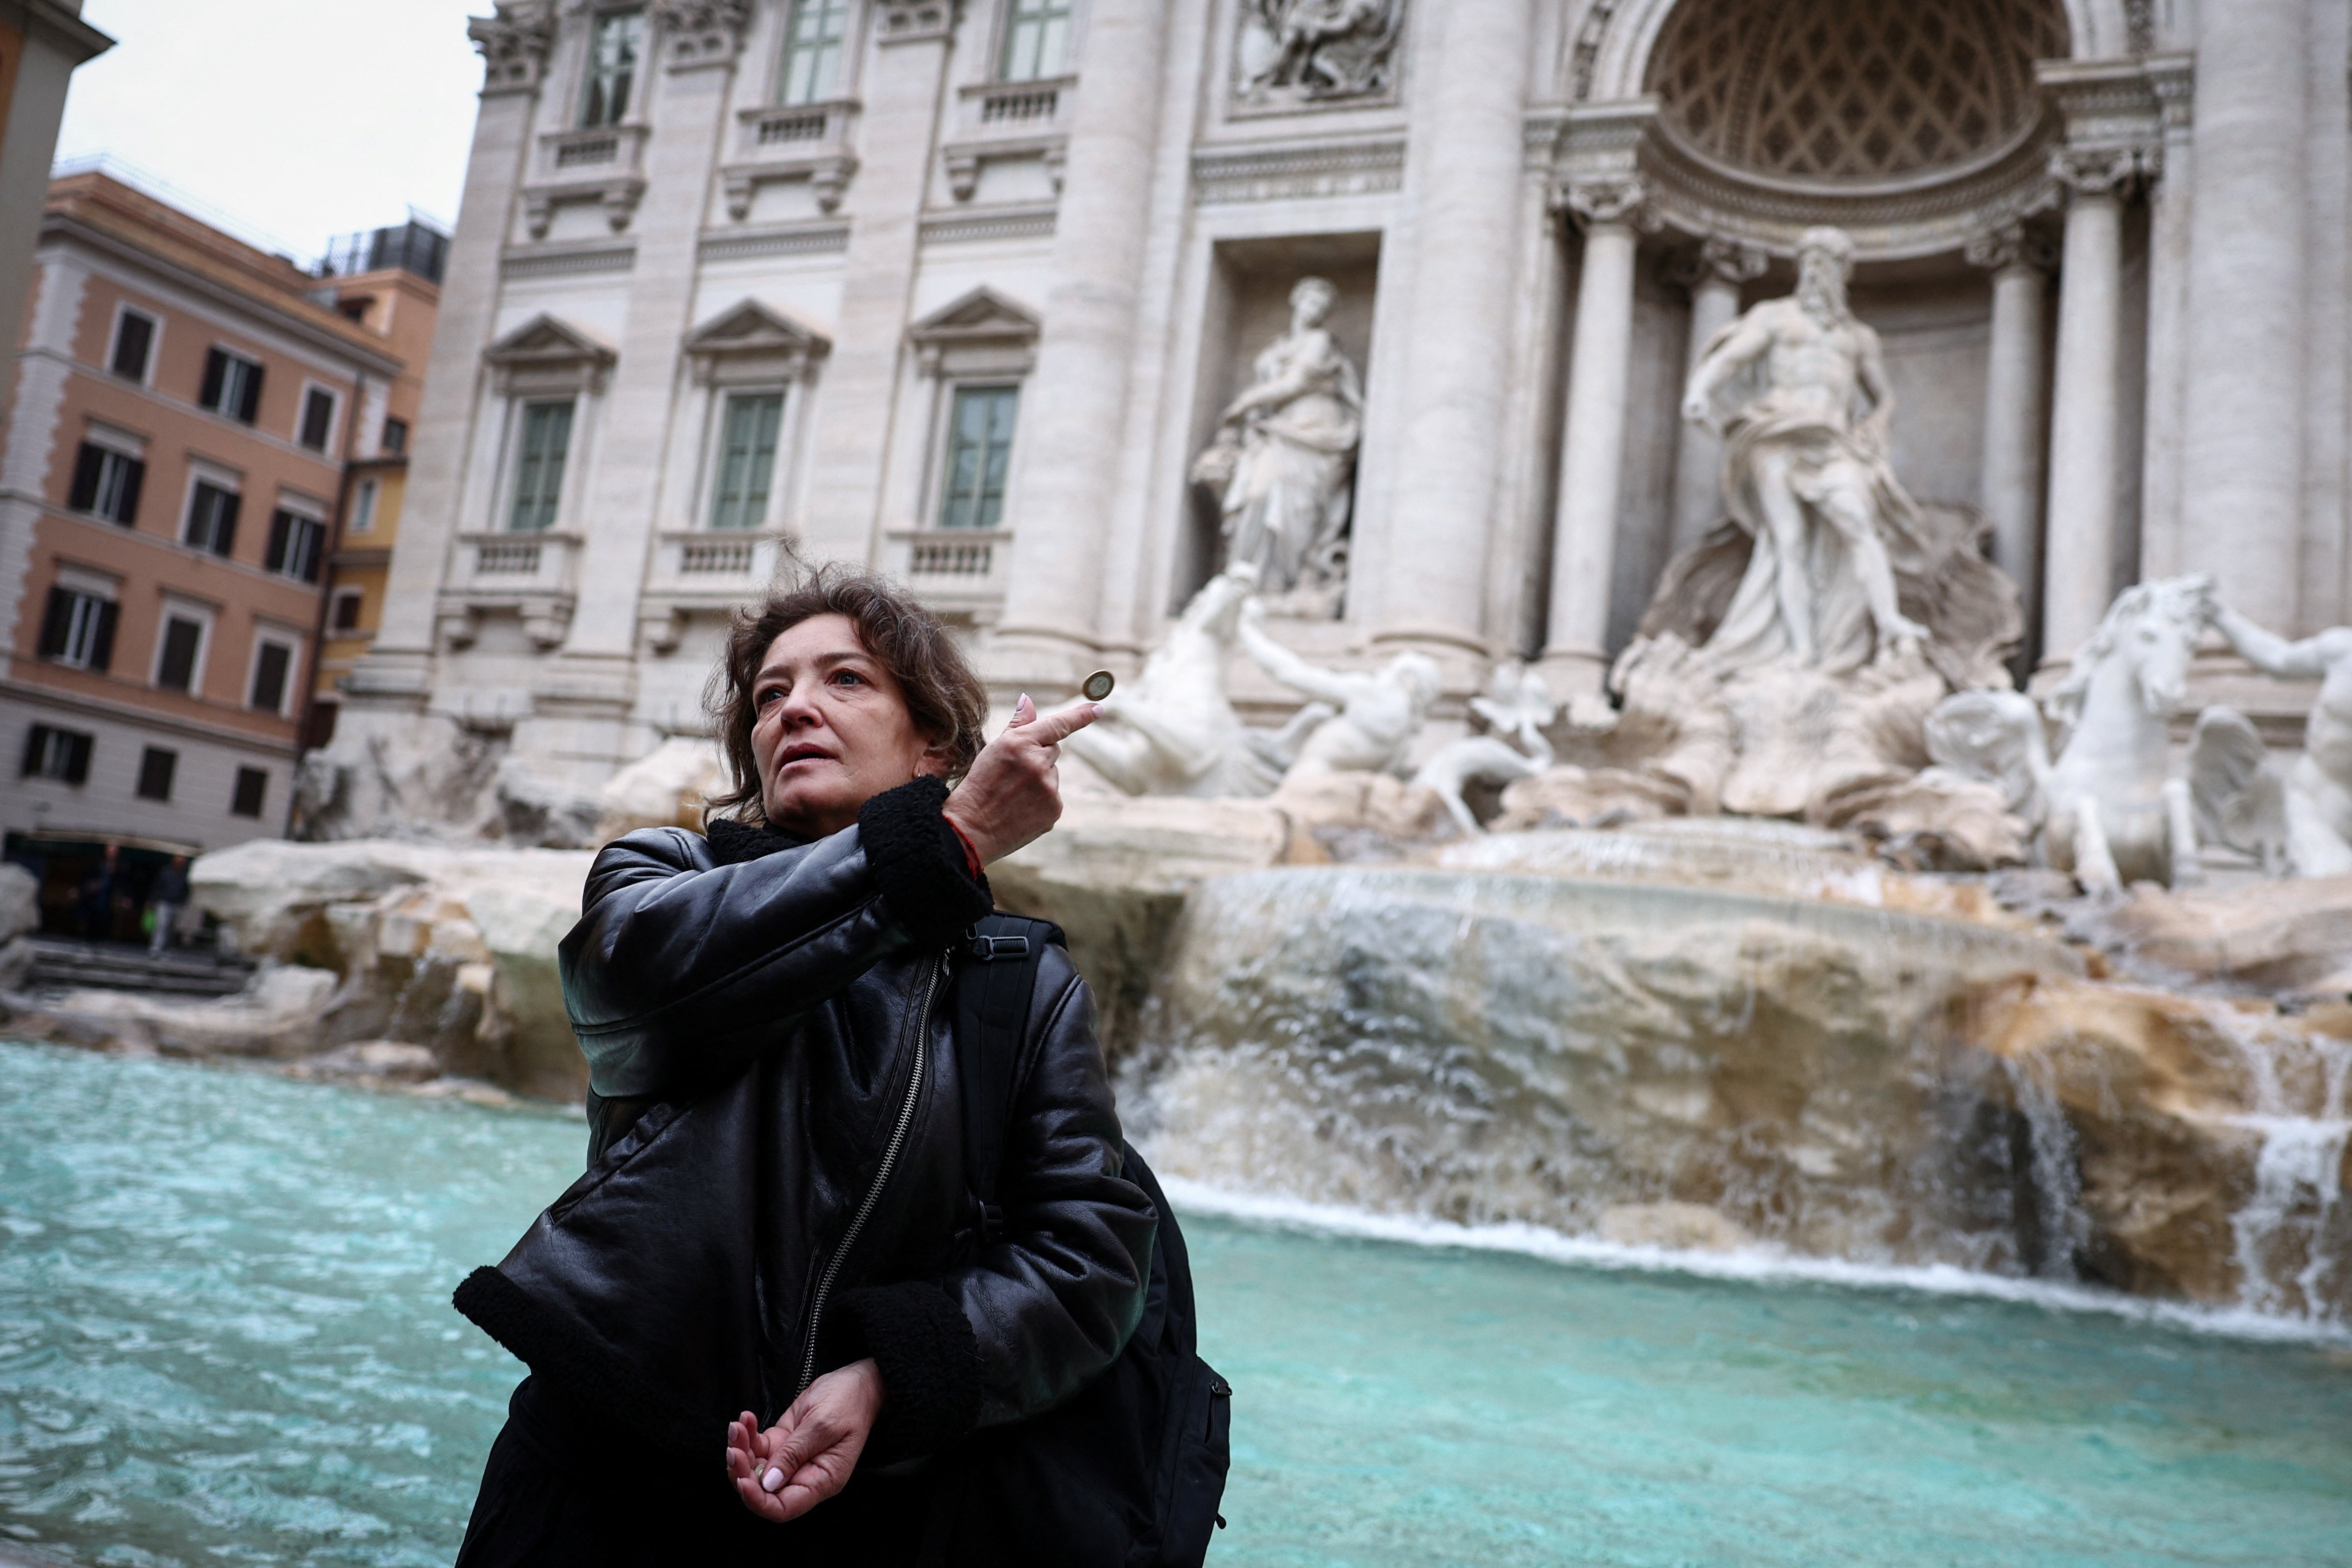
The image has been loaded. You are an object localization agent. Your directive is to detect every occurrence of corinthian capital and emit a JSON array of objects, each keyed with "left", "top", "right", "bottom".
[
  {"left": 1963, "top": 223, "right": 2057, "bottom": 273},
  {"left": 1697, "top": 236, "right": 1768, "bottom": 285},
  {"left": 1559, "top": 174, "right": 1650, "bottom": 231},
  {"left": 653, "top": 0, "right": 752, "bottom": 66},
  {"left": 877, "top": 0, "right": 961, "bottom": 43},
  {"left": 2049, "top": 145, "right": 2151, "bottom": 200},
  {"left": 467, "top": 0, "right": 556, "bottom": 93}
]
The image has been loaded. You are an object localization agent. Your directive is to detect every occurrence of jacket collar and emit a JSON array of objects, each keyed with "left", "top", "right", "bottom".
[{"left": 702, "top": 816, "right": 809, "bottom": 865}]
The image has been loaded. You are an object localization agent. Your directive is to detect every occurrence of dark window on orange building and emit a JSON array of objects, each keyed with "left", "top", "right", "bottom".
[
  {"left": 155, "top": 616, "right": 203, "bottom": 692},
  {"left": 382, "top": 417, "right": 408, "bottom": 454},
  {"left": 111, "top": 310, "right": 156, "bottom": 379},
  {"left": 68, "top": 442, "right": 144, "bottom": 525},
  {"left": 299, "top": 388, "right": 336, "bottom": 451},
  {"left": 36, "top": 587, "right": 117, "bottom": 671},
  {"left": 200, "top": 348, "right": 264, "bottom": 423},
  {"left": 184, "top": 481, "right": 240, "bottom": 556}
]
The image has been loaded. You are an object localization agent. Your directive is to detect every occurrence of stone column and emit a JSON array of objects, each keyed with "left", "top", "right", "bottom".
[
  {"left": 798, "top": 3, "right": 959, "bottom": 567},
  {"left": 344, "top": 5, "right": 552, "bottom": 706},
  {"left": 1666, "top": 237, "right": 1765, "bottom": 557},
  {"left": 990, "top": 0, "right": 1175, "bottom": 687},
  {"left": 554, "top": 5, "right": 746, "bottom": 707},
  {"left": 2136, "top": 56, "right": 2196, "bottom": 580},
  {"left": 1539, "top": 175, "right": 1645, "bottom": 689},
  {"left": 1352, "top": 0, "right": 1537, "bottom": 668},
  {"left": 2178, "top": 0, "right": 2308, "bottom": 630},
  {"left": 1965, "top": 223, "right": 2052, "bottom": 654},
  {"left": 2040, "top": 149, "right": 2133, "bottom": 662}
]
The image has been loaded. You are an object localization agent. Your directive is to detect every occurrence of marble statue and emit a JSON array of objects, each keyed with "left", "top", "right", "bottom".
[
  {"left": 2197, "top": 594, "right": 2352, "bottom": 876},
  {"left": 1236, "top": 598, "right": 1437, "bottom": 779},
  {"left": 1190, "top": 276, "right": 1363, "bottom": 618},
  {"left": 1679, "top": 226, "right": 1933, "bottom": 673},
  {"left": 1234, "top": 0, "right": 1404, "bottom": 102},
  {"left": 1935, "top": 577, "right": 2209, "bottom": 894},
  {"left": 1061, "top": 566, "right": 1279, "bottom": 799},
  {"left": 1411, "top": 662, "right": 1557, "bottom": 833}
]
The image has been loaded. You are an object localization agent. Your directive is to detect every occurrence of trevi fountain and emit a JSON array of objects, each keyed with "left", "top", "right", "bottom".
[{"left": 7, "top": 238, "right": 2352, "bottom": 1563}]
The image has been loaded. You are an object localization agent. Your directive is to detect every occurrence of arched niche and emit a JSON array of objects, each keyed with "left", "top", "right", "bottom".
[{"left": 1570, "top": 0, "right": 2148, "bottom": 108}]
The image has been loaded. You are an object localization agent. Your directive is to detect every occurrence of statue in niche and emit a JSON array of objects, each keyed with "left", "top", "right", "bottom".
[
  {"left": 1234, "top": 0, "right": 1404, "bottom": 103},
  {"left": 1679, "top": 225, "right": 1933, "bottom": 674},
  {"left": 1189, "top": 275, "right": 1362, "bottom": 620}
]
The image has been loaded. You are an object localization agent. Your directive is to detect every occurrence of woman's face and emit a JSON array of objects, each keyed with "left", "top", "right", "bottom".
[{"left": 750, "top": 613, "right": 945, "bottom": 839}]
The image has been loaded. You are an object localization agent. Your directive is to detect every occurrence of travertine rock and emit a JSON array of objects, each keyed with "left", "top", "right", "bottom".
[
  {"left": 990, "top": 794, "right": 1298, "bottom": 1053},
  {"left": 594, "top": 736, "right": 724, "bottom": 844},
  {"left": 2098, "top": 874, "right": 2352, "bottom": 994},
  {"left": 0, "top": 864, "right": 36, "bottom": 944}
]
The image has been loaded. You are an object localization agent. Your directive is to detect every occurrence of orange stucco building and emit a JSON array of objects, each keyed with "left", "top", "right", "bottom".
[{"left": 1, "top": 172, "right": 404, "bottom": 923}]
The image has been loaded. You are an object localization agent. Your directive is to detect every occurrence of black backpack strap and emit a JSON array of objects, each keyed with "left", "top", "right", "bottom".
[{"left": 952, "top": 915, "right": 1064, "bottom": 1247}]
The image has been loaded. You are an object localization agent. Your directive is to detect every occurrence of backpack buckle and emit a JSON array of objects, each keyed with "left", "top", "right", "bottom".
[{"left": 965, "top": 932, "right": 1031, "bottom": 961}]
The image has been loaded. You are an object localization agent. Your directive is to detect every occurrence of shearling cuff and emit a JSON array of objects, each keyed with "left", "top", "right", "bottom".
[
  {"left": 832, "top": 1280, "right": 984, "bottom": 1463},
  {"left": 858, "top": 777, "right": 992, "bottom": 949}
]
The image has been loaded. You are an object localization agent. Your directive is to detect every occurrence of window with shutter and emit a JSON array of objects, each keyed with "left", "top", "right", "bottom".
[
  {"left": 156, "top": 616, "right": 203, "bottom": 692},
  {"left": 382, "top": 417, "right": 408, "bottom": 455},
  {"left": 264, "top": 511, "right": 324, "bottom": 580},
  {"left": 299, "top": 388, "right": 335, "bottom": 451},
  {"left": 509, "top": 400, "right": 574, "bottom": 531},
  {"left": 112, "top": 310, "right": 156, "bottom": 380},
  {"left": 70, "top": 444, "right": 144, "bottom": 525},
  {"left": 780, "top": 0, "right": 850, "bottom": 104},
  {"left": 231, "top": 766, "right": 268, "bottom": 817},
  {"left": 202, "top": 349, "right": 263, "bottom": 422},
  {"left": 136, "top": 746, "right": 177, "bottom": 802},
  {"left": 37, "top": 587, "right": 114, "bottom": 670},
  {"left": 185, "top": 481, "right": 240, "bottom": 556},
  {"left": 710, "top": 392, "right": 784, "bottom": 529},
  {"left": 331, "top": 591, "right": 363, "bottom": 631},
  {"left": 938, "top": 386, "right": 1019, "bottom": 529},
  {"left": 351, "top": 478, "right": 379, "bottom": 533},
  {"left": 20, "top": 724, "right": 95, "bottom": 784},
  {"left": 250, "top": 641, "right": 293, "bottom": 714}
]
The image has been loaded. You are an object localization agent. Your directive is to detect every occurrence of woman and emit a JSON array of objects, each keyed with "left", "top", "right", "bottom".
[{"left": 454, "top": 567, "right": 1155, "bottom": 1564}]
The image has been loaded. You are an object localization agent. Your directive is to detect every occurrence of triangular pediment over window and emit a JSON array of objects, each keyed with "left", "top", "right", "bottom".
[
  {"left": 484, "top": 313, "right": 617, "bottom": 394},
  {"left": 908, "top": 286, "right": 1042, "bottom": 350},
  {"left": 685, "top": 300, "right": 833, "bottom": 360}
]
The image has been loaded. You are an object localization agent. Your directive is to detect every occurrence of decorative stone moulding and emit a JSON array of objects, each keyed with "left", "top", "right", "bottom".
[
  {"left": 651, "top": 0, "right": 751, "bottom": 66},
  {"left": 905, "top": 285, "right": 1042, "bottom": 378},
  {"left": 469, "top": 0, "right": 555, "bottom": 92},
  {"left": 724, "top": 100, "right": 860, "bottom": 217},
  {"left": 876, "top": 0, "right": 957, "bottom": 44},
  {"left": 681, "top": 299, "right": 832, "bottom": 386},
  {"left": 1189, "top": 136, "right": 1406, "bottom": 205},
  {"left": 940, "top": 78, "right": 1073, "bottom": 203},
  {"left": 483, "top": 315, "right": 618, "bottom": 398},
  {"left": 1962, "top": 221, "right": 2058, "bottom": 275},
  {"left": 522, "top": 125, "right": 651, "bottom": 237}
]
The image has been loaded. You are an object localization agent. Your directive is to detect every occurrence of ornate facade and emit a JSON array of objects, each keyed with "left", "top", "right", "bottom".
[{"left": 321, "top": 0, "right": 2352, "bottom": 825}]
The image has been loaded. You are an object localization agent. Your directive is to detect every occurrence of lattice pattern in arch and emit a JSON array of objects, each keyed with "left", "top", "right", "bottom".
[{"left": 1647, "top": 0, "right": 2069, "bottom": 181}]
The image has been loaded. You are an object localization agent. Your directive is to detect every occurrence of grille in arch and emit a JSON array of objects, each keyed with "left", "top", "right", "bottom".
[{"left": 1646, "top": 0, "right": 2070, "bottom": 181}]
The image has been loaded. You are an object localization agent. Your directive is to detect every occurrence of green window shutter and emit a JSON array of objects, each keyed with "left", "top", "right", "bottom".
[
  {"left": 710, "top": 392, "right": 784, "bottom": 529},
  {"left": 510, "top": 401, "right": 575, "bottom": 532}
]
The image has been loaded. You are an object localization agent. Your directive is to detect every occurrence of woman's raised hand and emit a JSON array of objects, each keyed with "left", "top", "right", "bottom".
[
  {"left": 726, "top": 1356, "right": 886, "bottom": 1524},
  {"left": 940, "top": 693, "right": 1101, "bottom": 867}
]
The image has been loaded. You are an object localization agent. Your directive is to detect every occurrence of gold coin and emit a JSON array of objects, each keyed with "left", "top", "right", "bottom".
[{"left": 1080, "top": 669, "right": 1116, "bottom": 701}]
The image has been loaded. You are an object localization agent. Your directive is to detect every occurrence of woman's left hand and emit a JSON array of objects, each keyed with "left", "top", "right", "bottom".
[{"left": 726, "top": 1357, "right": 887, "bottom": 1523}]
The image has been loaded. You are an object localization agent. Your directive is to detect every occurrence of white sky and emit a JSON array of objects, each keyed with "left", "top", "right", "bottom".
[{"left": 54, "top": 0, "right": 486, "bottom": 262}]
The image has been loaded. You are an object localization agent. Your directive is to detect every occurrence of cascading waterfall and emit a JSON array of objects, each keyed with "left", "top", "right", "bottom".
[
  {"left": 2001, "top": 1054, "right": 2093, "bottom": 1282},
  {"left": 2211, "top": 1007, "right": 2352, "bottom": 1319}
]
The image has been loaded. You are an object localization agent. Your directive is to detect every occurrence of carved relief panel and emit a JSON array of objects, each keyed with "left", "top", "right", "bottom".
[{"left": 1232, "top": 0, "right": 1406, "bottom": 111}]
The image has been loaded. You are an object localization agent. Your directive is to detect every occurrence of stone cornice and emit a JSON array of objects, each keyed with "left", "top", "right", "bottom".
[
  {"left": 876, "top": 0, "right": 959, "bottom": 45},
  {"left": 1190, "top": 136, "right": 1406, "bottom": 205},
  {"left": 652, "top": 0, "right": 751, "bottom": 68}
]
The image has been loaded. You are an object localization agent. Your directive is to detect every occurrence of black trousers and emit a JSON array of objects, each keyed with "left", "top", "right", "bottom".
[{"left": 456, "top": 1379, "right": 935, "bottom": 1567}]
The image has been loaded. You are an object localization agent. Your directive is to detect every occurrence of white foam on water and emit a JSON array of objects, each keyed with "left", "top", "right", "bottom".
[{"left": 1159, "top": 1174, "right": 2352, "bottom": 1347}]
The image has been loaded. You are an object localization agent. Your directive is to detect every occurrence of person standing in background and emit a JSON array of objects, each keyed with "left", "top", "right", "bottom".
[{"left": 147, "top": 854, "right": 190, "bottom": 955}]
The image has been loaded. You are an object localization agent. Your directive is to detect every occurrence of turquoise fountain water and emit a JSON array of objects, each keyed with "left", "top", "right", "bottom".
[{"left": 3, "top": 1040, "right": 2349, "bottom": 1567}]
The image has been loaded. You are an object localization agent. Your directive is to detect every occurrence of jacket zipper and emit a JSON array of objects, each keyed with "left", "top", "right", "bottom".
[{"left": 797, "top": 951, "right": 945, "bottom": 1395}]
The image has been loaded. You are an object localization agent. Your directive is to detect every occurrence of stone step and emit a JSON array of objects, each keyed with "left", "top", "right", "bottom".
[{"left": 22, "top": 937, "right": 255, "bottom": 999}]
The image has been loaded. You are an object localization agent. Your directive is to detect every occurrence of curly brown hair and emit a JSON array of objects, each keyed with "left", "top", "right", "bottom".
[{"left": 705, "top": 564, "right": 990, "bottom": 827}]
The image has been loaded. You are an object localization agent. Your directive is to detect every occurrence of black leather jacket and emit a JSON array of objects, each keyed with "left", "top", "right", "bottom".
[{"left": 455, "top": 778, "right": 1157, "bottom": 1470}]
